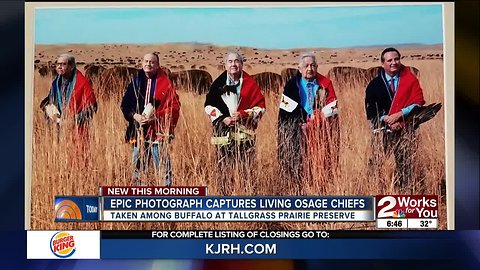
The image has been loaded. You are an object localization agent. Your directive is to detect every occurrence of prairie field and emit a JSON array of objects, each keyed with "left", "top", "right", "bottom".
[{"left": 29, "top": 44, "right": 446, "bottom": 230}]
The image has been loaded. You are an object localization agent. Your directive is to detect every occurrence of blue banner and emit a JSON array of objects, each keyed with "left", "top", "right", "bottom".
[
  {"left": 100, "top": 238, "right": 460, "bottom": 259},
  {"left": 102, "top": 196, "right": 373, "bottom": 211}
]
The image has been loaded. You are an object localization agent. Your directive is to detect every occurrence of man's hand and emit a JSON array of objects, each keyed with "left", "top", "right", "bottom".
[
  {"left": 133, "top": 113, "right": 152, "bottom": 126},
  {"left": 222, "top": 112, "right": 242, "bottom": 127},
  {"left": 53, "top": 115, "right": 61, "bottom": 124},
  {"left": 389, "top": 122, "right": 403, "bottom": 131},
  {"left": 222, "top": 116, "right": 235, "bottom": 127},
  {"left": 384, "top": 111, "right": 403, "bottom": 125},
  {"left": 231, "top": 112, "right": 241, "bottom": 121}
]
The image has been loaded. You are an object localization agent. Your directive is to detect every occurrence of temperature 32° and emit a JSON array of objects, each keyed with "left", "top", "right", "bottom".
[{"left": 420, "top": 220, "right": 433, "bottom": 228}]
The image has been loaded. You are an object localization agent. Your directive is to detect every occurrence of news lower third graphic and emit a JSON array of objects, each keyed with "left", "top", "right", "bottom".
[
  {"left": 101, "top": 196, "right": 374, "bottom": 222},
  {"left": 99, "top": 230, "right": 456, "bottom": 259},
  {"left": 27, "top": 229, "right": 456, "bottom": 259},
  {"left": 54, "top": 196, "right": 100, "bottom": 222},
  {"left": 98, "top": 187, "right": 373, "bottom": 222},
  {"left": 375, "top": 195, "right": 439, "bottom": 229},
  {"left": 40, "top": 187, "right": 445, "bottom": 259},
  {"left": 52, "top": 188, "right": 439, "bottom": 227}
]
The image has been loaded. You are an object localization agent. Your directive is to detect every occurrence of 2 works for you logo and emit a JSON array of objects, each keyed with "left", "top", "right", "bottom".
[
  {"left": 375, "top": 195, "right": 438, "bottom": 219},
  {"left": 50, "top": 231, "right": 76, "bottom": 258}
]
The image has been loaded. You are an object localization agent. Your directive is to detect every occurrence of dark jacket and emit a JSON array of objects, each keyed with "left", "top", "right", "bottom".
[
  {"left": 121, "top": 69, "right": 180, "bottom": 143},
  {"left": 365, "top": 65, "right": 425, "bottom": 129}
]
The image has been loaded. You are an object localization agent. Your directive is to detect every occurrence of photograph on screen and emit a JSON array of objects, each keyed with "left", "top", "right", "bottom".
[{"left": 25, "top": 2, "right": 451, "bottom": 231}]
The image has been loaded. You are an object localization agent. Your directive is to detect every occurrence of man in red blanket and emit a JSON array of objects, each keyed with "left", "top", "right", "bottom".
[
  {"left": 121, "top": 53, "right": 180, "bottom": 186},
  {"left": 204, "top": 51, "right": 266, "bottom": 195},
  {"left": 277, "top": 53, "right": 340, "bottom": 195},
  {"left": 40, "top": 53, "right": 97, "bottom": 134},
  {"left": 40, "top": 54, "right": 98, "bottom": 167},
  {"left": 365, "top": 47, "right": 426, "bottom": 191}
]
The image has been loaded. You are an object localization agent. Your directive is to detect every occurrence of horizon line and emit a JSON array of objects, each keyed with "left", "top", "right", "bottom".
[{"left": 35, "top": 42, "right": 444, "bottom": 50}]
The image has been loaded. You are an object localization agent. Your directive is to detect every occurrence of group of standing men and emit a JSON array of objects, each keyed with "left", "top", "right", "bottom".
[{"left": 40, "top": 47, "right": 427, "bottom": 194}]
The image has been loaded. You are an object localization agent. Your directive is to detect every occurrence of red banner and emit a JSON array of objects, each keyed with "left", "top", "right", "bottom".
[{"left": 100, "top": 186, "right": 207, "bottom": 196}]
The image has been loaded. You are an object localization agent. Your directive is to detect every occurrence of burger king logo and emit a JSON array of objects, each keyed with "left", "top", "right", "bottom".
[{"left": 50, "top": 231, "right": 76, "bottom": 258}]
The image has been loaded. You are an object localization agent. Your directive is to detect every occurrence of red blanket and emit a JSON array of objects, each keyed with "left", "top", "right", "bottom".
[{"left": 388, "top": 66, "right": 425, "bottom": 116}]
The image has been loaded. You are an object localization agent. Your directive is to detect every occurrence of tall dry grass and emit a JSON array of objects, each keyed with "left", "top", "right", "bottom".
[{"left": 30, "top": 59, "right": 446, "bottom": 230}]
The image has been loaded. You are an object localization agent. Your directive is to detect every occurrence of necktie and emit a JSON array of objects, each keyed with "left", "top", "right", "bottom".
[
  {"left": 61, "top": 79, "right": 69, "bottom": 108},
  {"left": 145, "top": 78, "right": 152, "bottom": 106},
  {"left": 307, "top": 82, "right": 314, "bottom": 107},
  {"left": 389, "top": 78, "right": 395, "bottom": 95}
]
